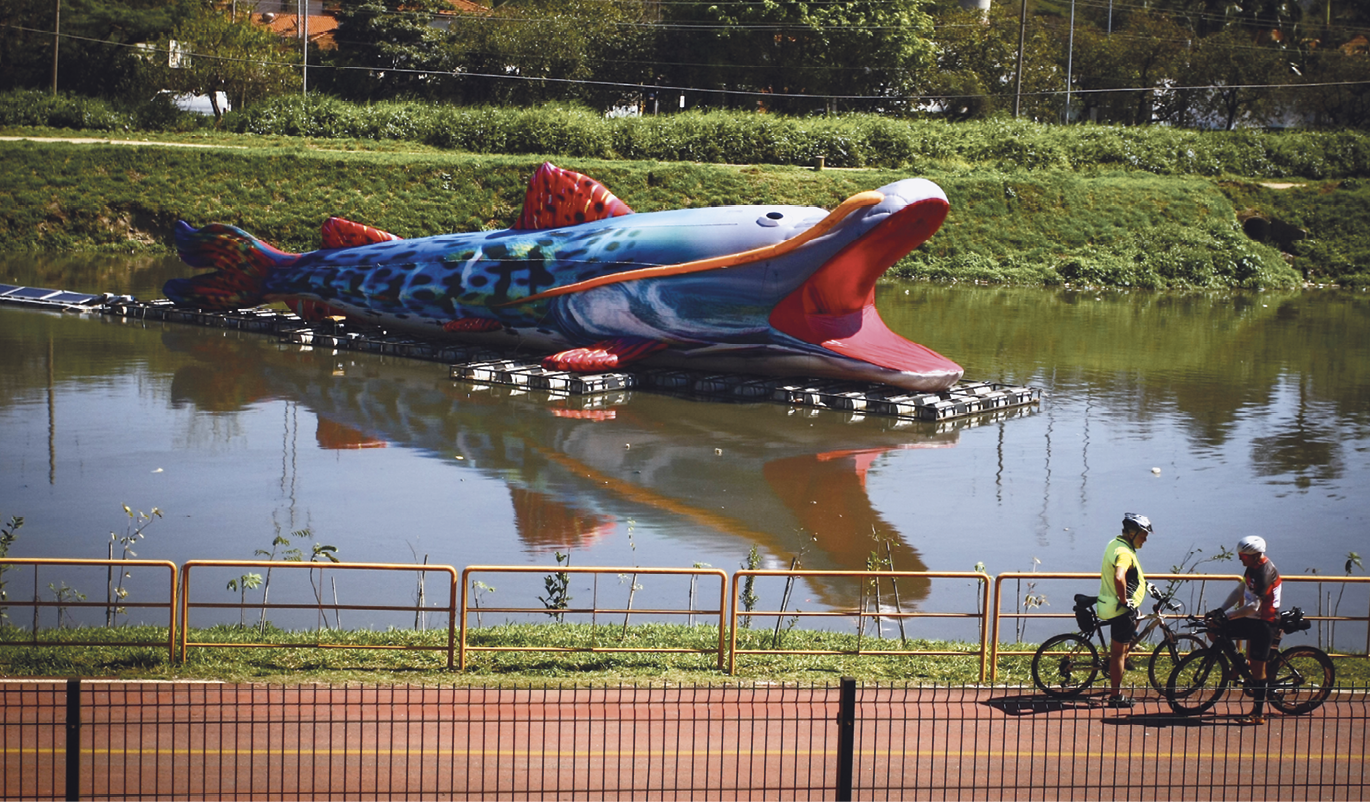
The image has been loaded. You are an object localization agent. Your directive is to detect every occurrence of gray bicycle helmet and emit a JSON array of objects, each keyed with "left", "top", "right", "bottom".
[
  {"left": 1237, "top": 535, "right": 1266, "bottom": 554},
  {"left": 1122, "top": 513, "right": 1153, "bottom": 535}
]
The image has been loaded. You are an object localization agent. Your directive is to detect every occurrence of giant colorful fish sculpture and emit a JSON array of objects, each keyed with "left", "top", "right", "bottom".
[{"left": 165, "top": 163, "right": 963, "bottom": 391}]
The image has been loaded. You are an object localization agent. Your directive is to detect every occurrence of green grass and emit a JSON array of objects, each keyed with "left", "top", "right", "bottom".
[
  {"left": 0, "top": 136, "right": 1318, "bottom": 289},
  {"left": 2, "top": 623, "right": 1365, "bottom": 688}
]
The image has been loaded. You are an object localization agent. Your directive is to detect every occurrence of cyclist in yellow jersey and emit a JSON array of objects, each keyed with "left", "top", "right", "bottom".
[{"left": 1097, "top": 513, "right": 1151, "bottom": 708}]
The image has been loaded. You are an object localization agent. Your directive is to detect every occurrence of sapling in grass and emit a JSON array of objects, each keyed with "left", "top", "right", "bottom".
[
  {"left": 1330, "top": 552, "right": 1363, "bottom": 653},
  {"left": 226, "top": 573, "right": 263, "bottom": 628},
  {"left": 886, "top": 541, "right": 907, "bottom": 645},
  {"left": 49, "top": 582, "right": 85, "bottom": 629},
  {"left": 470, "top": 580, "right": 495, "bottom": 627},
  {"left": 858, "top": 551, "right": 889, "bottom": 647},
  {"left": 773, "top": 556, "right": 801, "bottom": 649},
  {"left": 254, "top": 531, "right": 294, "bottom": 633},
  {"left": 0, "top": 516, "right": 21, "bottom": 626},
  {"left": 409, "top": 544, "right": 428, "bottom": 631},
  {"left": 620, "top": 573, "right": 642, "bottom": 638},
  {"left": 305, "top": 542, "right": 341, "bottom": 631},
  {"left": 1015, "top": 557, "right": 1048, "bottom": 643},
  {"left": 1168, "top": 543, "right": 1234, "bottom": 613},
  {"left": 539, "top": 551, "right": 572, "bottom": 622},
  {"left": 107, "top": 505, "right": 160, "bottom": 627},
  {"left": 688, "top": 562, "right": 710, "bottom": 627},
  {"left": 740, "top": 545, "right": 761, "bottom": 629}
]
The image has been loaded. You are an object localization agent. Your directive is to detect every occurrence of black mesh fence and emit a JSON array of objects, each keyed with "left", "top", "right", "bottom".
[{"left": 2, "top": 680, "right": 1366, "bottom": 800}]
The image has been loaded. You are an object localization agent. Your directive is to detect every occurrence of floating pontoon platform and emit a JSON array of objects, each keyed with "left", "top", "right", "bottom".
[
  {"left": 0, "top": 284, "right": 109, "bottom": 311},
  {"left": 4, "top": 290, "right": 1041, "bottom": 423}
]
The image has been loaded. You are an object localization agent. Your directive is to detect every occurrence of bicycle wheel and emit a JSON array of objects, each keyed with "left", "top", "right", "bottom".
[
  {"left": 1165, "top": 649, "right": 1229, "bottom": 715},
  {"left": 1268, "top": 646, "right": 1336, "bottom": 715},
  {"left": 1146, "top": 634, "right": 1207, "bottom": 693},
  {"left": 1031, "top": 633, "right": 1100, "bottom": 697}
]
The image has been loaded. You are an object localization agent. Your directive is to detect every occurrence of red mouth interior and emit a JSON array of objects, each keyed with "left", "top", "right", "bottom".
[{"left": 768, "top": 196, "right": 961, "bottom": 378}]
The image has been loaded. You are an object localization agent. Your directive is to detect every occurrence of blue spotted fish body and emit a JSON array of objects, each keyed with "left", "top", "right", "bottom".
[
  {"left": 275, "top": 207, "right": 811, "bottom": 331},
  {"left": 166, "top": 164, "right": 964, "bottom": 391}
]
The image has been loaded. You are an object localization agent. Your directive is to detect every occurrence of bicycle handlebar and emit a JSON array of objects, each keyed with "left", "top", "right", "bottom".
[{"left": 1146, "top": 582, "right": 1185, "bottom": 616}]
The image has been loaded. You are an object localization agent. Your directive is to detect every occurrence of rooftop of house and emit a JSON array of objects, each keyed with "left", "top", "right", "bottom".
[{"left": 252, "top": 0, "right": 488, "bottom": 50}]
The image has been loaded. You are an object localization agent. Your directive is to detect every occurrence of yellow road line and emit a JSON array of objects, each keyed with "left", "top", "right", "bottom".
[{"left": 4, "top": 746, "right": 1364, "bottom": 762}]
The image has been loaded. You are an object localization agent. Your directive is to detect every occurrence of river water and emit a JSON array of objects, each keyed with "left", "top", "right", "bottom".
[{"left": 2, "top": 253, "right": 1368, "bottom": 639}]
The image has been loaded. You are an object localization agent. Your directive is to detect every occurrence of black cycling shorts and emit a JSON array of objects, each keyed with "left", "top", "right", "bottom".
[
  {"left": 1106, "top": 611, "right": 1137, "bottom": 644},
  {"left": 1226, "top": 617, "right": 1279, "bottom": 663}
]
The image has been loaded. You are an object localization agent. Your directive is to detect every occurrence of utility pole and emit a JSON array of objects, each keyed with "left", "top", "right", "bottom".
[
  {"left": 1064, "top": 0, "right": 1075, "bottom": 123},
  {"left": 51, "top": 0, "right": 60, "bottom": 95},
  {"left": 301, "top": 0, "right": 308, "bottom": 96},
  {"left": 1013, "top": 0, "right": 1027, "bottom": 117}
]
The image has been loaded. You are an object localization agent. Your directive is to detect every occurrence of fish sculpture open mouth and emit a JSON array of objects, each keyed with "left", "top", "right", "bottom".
[{"left": 164, "top": 163, "right": 963, "bottom": 391}]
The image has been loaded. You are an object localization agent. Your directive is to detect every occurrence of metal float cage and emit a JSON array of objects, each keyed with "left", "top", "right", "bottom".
[{"left": 3, "top": 286, "right": 1041, "bottom": 424}]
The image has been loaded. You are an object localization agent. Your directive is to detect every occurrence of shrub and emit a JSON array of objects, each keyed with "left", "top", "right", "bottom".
[{"left": 0, "top": 90, "right": 134, "bottom": 132}]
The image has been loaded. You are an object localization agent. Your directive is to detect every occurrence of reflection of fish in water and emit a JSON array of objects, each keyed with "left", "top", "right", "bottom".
[
  {"left": 165, "top": 163, "right": 962, "bottom": 391},
  {"left": 161, "top": 327, "right": 961, "bottom": 607}
]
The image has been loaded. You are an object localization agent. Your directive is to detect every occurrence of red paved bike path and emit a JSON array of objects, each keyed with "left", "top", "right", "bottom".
[{"left": 3, "top": 680, "right": 1365, "bottom": 800}]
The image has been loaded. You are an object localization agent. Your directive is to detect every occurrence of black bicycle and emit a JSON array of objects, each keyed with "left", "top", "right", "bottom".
[
  {"left": 1164, "top": 607, "right": 1335, "bottom": 716},
  {"left": 1031, "top": 582, "right": 1206, "bottom": 697}
]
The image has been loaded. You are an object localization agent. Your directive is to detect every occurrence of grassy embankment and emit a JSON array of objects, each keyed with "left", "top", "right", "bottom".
[
  {"left": 4, "top": 123, "right": 1369, "bottom": 289},
  {"left": 4, "top": 622, "right": 1367, "bottom": 687},
  {"left": 0, "top": 624, "right": 1013, "bottom": 686}
]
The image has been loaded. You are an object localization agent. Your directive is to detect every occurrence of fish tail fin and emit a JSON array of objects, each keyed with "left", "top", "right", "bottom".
[{"left": 164, "top": 221, "right": 297, "bottom": 311}]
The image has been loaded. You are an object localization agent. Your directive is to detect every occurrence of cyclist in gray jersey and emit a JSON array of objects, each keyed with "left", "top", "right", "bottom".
[{"left": 1209, "top": 535, "right": 1282, "bottom": 725}]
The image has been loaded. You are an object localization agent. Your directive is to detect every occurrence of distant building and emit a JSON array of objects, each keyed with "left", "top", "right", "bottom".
[{"left": 245, "top": 0, "right": 488, "bottom": 49}]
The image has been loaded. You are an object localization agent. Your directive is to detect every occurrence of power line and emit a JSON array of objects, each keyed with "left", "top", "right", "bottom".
[{"left": 5, "top": 20, "right": 1369, "bottom": 104}]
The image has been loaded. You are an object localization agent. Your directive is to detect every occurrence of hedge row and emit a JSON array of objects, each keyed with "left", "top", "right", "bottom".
[
  {"left": 4, "top": 90, "right": 1369, "bottom": 180},
  {"left": 226, "top": 96, "right": 1370, "bottom": 179}
]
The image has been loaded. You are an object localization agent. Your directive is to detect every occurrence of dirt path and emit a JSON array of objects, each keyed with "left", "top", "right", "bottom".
[{"left": 0, "top": 135, "right": 245, "bottom": 149}]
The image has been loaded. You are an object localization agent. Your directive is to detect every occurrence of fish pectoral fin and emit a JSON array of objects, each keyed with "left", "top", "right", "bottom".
[
  {"left": 543, "top": 337, "right": 667, "bottom": 372},
  {"left": 320, "top": 217, "right": 402, "bottom": 249},
  {"left": 442, "top": 317, "right": 504, "bottom": 333}
]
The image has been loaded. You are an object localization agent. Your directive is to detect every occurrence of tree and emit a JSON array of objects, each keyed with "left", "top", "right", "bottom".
[
  {"left": 155, "top": 5, "right": 300, "bottom": 120},
  {"left": 443, "top": 0, "right": 654, "bottom": 108},
  {"left": 1287, "top": 38, "right": 1370, "bottom": 127},
  {"left": 321, "top": 0, "right": 455, "bottom": 101},
  {"left": 0, "top": 0, "right": 200, "bottom": 99},
  {"left": 1178, "top": 25, "right": 1291, "bottom": 129},
  {"left": 928, "top": 4, "right": 1063, "bottom": 121},
  {"left": 654, "top": 0, "right": 938, "bottom": 115},
  {"left": 1072, "top": 13, "right": 1191, "bottom": 125}
]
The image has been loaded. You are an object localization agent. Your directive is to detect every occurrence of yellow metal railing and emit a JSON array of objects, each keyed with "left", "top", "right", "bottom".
[
  {"left": 0, "top": 558, "right": 178, "bottom": 662},
  {"left": 1279, "top": 574, "right": 1370, "bottom": 658},
  {"left": 0, "top": 557, "right": 1363, "bottom": 675},
  {"left": 986, "top": 571, "right": 1370, "bottom": 679},
  {"left": 729, "top": 570, "right": 992, "bottom": 678},
  {"left": 179, "top": 560, "right": 459, "bottom": 667},
  {"left": 459, "top": 565, "right": 729, "bottom": 670}
]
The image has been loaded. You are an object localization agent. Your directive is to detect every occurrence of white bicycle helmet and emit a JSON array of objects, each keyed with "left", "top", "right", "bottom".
[
  {"left": 1122, "top": 513, "right": 1153, "bottom": 535},
  {"left": 1237, "top": 535, "right": 1266, "bottom": 555}
]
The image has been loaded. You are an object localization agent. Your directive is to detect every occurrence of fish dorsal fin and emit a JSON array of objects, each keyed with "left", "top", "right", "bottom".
[
  {"left": 321, "top": 217, "right": 402, "bottom": 249},
  {"left": 514, "top": 162, "right": 633, "bottom": 230}
]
